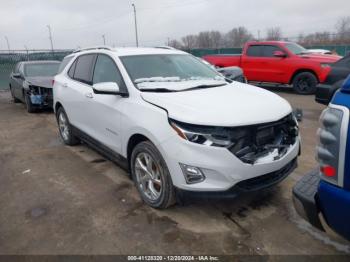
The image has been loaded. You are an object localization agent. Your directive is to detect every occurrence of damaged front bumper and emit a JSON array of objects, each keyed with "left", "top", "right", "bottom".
[{"left": 27, "top": 86, "right": 53, "bottom": 108}]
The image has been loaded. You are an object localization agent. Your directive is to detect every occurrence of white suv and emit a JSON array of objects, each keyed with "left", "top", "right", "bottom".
[{"left": 54, "top": 46, "right": 300, "bottom": 209}]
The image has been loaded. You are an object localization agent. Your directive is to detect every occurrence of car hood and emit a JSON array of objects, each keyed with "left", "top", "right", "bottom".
[
  {"left": 141, "top": 82, "right": 292, "bottom": 126},
  {"left": 26, "top": 76, "right": 53, "bottom": 88},
  {"left": 299, "top": 53, "right": 341, "bottom": 63}
]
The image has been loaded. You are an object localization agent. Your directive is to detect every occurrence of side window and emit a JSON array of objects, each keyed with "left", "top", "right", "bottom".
[
  {"left": 261, "top": 45, "right": 283, "bottom": 57},
  {"left": 58, "top": 56, "right": 73, "bottom": 73},
  {"left": 246, "top": 46, "right": 262, "bottom": 57},
  {"left": 73, "top": 54, "right": 96, "bottom": 84},
  {"left": 68, "top": 59, "right": 77, "bottom": 78},
  {"left": 93, "top": 55, "right": 126, "bottom": 91}
]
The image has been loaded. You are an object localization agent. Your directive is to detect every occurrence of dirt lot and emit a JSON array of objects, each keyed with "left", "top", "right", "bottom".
[{"left": 0, "top": 88, "right": 349, "bottom": 255}]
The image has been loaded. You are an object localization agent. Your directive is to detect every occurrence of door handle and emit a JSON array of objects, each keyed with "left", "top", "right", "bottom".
[
  {"left": 85, "top": 93, "right": 93, "bottom": 99},
  {"left": 62, "top": 83, "right": 68, "bottom": 88}
]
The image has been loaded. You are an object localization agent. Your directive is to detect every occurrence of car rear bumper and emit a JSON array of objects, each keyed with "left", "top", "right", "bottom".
[{"left": 292, "top": 169, "right": 325, "bottom": 231}]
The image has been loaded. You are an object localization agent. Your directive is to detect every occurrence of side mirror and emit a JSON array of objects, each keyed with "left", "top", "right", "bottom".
[
  {"left": 93, "top": 82, "right": 127, "bottom": 96},
  {"left": 273, "top": 51, "right": 287, "bottom": 58},
  {"left": 12, "top": 73, "right": 22, "bottom": 78}
]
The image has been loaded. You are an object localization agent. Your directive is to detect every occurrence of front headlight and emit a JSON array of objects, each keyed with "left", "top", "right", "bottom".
[
  {"left": 23, "top": 80, "right": 30, "bottom": 89},
  {"left": 320, "top": 63, "right": 331, "bottom": 69},
  {"left": 169, "top": 119, "right": 235, "bottom": 147}
]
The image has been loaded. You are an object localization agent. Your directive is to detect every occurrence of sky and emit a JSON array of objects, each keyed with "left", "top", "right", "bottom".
[{"left": 0, "top": 0, "right": 349, "bottom": 50}]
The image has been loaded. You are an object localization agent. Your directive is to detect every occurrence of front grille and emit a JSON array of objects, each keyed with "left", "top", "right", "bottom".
[
  {"left": 228, "top": 113, "right": 298, "bottom": 164},
  {"left": 234, "top": 158, "right": 297, "bottom": 191}
]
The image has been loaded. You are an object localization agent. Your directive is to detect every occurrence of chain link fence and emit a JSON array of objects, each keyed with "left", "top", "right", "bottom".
[
  {"left": 0, "top": 49, "right": 72, "bottom": 90},
  {"left": 1, "top": 45, "right": 350, "bottom": 90}
]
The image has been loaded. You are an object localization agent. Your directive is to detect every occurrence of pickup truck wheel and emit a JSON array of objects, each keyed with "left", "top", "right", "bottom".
[
  {"left": 24, "top": 93, "right": 36, "bottom": 113},
  {"left": 56, "top": 107, "right": 80, "bottom": 146},
  {"left": 131, "top": 141, "right": 176, "bottom": 209},
  {"left": 293, "top": 72, "right": 318, "bottom": 95},
  {"left": 10, "top": 87, "right": 21, "bottom": 103}
]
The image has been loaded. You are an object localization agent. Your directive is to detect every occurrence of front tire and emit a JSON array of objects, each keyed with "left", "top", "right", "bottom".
[
  {"left": 56, "top": 107, "right": 80, "bottom": 146},
  {"left": 24, "top": 93, "right": 36, "bottom": 113},
  {"left": 131, "top": 141, "right": 176, "bottom": 209},
  {"left": 292, "top": 72, "right": 318, "bottom": 95}
]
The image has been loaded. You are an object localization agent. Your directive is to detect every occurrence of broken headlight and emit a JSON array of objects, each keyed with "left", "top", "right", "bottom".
[{"left": 169, "top": 119, "right": 243, "bottom": 147}]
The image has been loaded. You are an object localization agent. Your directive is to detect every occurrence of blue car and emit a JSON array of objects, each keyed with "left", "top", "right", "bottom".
[{"left": 293, "top": 74, "right": 350, "bottom": 241}]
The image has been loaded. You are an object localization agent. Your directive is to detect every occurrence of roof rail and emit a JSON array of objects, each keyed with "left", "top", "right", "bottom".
[
  {"left": 72, "top": 46, "right": 114, "bottom": 53},
  {"left": 155, "top": 46, "right": 176, "bottom": 50}
]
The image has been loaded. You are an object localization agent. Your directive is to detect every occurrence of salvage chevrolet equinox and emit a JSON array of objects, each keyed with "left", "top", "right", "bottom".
[{"left": 53, "top": 46, "right": 300, "bottom": 209}]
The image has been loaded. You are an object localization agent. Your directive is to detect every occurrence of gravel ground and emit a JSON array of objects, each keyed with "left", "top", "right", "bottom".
[{"left": 0, "top": 88, "right": 349, "bottom": 256}]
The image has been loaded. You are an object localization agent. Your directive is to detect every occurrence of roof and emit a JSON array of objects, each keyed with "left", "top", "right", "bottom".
[
  {"left": 74, "top": 46, "right": 187, "bottom": 57},
  {"left": 246, "top": 41, "right": 292, "bottom": 45}
]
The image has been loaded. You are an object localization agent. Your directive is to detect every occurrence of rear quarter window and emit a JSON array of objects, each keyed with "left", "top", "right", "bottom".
[{"left": 58, "top": 56, "right": 73, "bottom": 73}]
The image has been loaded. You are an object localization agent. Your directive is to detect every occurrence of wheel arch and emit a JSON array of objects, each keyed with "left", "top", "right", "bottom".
[
  {"left": 126, "top": 133, "right": 151, "bottom": 171},
  {"left": 289, "top": 69, "right": 319, "bottom": 84},
  {"left": 54, "top": 101, "right": 63, "bottom": 114}
]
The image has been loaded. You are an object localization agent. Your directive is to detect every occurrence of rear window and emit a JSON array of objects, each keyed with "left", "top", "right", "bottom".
[
  {"left": 58, "top": 56, "right": 73, "bottom": 73},
  {"left": 24, "top": 63, "right": 59, "bottom": 77},
  {"left": 246, "top": 46, "right": 261, "bottom": 57}
]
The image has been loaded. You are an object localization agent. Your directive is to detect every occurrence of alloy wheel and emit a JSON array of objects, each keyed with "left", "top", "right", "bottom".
[
  {"left": 58, "top": 112, "right": 69, "bottom": 141},
  {"left": 134, "top": 152, "right": 163, "bottom": 201}
]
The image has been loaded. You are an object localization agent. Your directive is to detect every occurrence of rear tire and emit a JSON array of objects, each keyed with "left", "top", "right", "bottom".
[
  {"left": 292, "top": 72, "right": 318, "bottom": 95},
  {"left": 56, "top": 107, "right": 80, "bottom": 146},
  {"left": 131, "top": 141, "right": 176, "bottom": 209},
  {"left": 10, "top": 86, "right": 21, "bottom": 103}
]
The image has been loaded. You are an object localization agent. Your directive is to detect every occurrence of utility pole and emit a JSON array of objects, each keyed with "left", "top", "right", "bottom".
[
  {"left": 47, "top": 25, "right": 54, "bottom": 51},
  {"left": 4, "top": 36, "right": 10, "bottom": 52},
  {"left": 132, "top": 3, "right": 139, "bottom": 47},
  {"left": 102, "top": 34, "right": 106, "bottom": 45},
  {"left": 167, "top": 37, "right": 170, "bottom": 46},
  {"left": 24, "top": 45, "right": 29, "bottom": 61}
]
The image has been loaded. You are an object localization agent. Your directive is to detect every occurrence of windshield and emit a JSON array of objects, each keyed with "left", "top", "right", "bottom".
[
  {"left": 285, "top": 43, "right": 307, "bottom": 55},
  {"left": 24, "top": 63, "right": 60, "bottom": 77},
  {"left": 120, "top": 54, "right": 224, "bottom": 90}
]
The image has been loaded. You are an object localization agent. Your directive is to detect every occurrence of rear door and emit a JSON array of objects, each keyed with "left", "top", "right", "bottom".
[
  {"left": 11, "top": 63, "right": 24, "bottom": 99},
  {"left": 241, "top": 45, "right": 263, "bottom": 81},
  {"left": 63, "top": 54, "right": 97, "bottom": 134}
]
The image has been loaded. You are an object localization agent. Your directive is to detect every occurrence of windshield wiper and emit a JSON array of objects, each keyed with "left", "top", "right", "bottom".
[
  {"left": 139, "top": 88, "right": 177, "bottom": 93},
  {"left": 183, "top": 83, "right": 227, "bottom": 91}
]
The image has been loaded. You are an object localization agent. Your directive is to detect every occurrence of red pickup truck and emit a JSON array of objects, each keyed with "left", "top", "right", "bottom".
[{"left": 203, "top": 41, "right": 341, "bottom": 94}]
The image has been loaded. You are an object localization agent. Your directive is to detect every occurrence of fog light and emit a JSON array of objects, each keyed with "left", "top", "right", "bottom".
[{"left": 179, "top": 163, "right": 205, "bottom": 184}]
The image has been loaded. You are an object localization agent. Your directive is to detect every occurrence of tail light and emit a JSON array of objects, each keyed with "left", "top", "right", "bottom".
[
  {"left": 52, "top": 79, "right": 55, "bottom": 87},
  {"left": 316, "top": 105, "right": 348, "bottom": 187}
]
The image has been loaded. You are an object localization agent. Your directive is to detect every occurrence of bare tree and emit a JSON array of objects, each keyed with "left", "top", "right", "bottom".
[
  {"left": 266, "top": 27, "right": 282, "bottom": 41},
  {"left": 197, "top": 31, "right": 212, "bottom": 48},
  {"left": 209, "top": 30, "right": 223, "bottom": 48},
  {"left": 224, "top": 27, "right": 253, "bottom": 47},
  {"left": 168, "top": 39, "right": 183, "bottom": 49},
  {"left": 181, "top": 34, "right": 198, "bottom": 50},
  {"left": 335, "top": 16, "right": 350, "bottom": 44}
]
